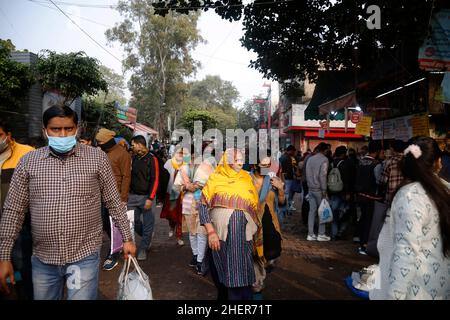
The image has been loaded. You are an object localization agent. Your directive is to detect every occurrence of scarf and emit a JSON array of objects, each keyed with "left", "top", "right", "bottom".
[
  {"left": 201, "top": 148, "right": 259, "bottom": 223},
  {"left": 251, "top": 172, "right": 286, "bottom": 259}
]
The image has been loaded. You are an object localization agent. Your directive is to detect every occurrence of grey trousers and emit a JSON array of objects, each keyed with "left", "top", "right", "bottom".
[{"left": 308, "top": 191, "right": 326, "bottom": 236}]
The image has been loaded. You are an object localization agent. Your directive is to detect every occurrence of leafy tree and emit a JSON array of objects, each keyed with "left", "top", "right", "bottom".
[
  {"left": 106, "top": 0, "right": 203, "bottom": 137},
  {"left": 81, "top": 98, "right": 117, "bottom": 131},
  {"left": 180, "top": 109, "right": 217, "bottom": 133},
  {"left": 237, "top": 99, "right": 259, "bottom": 131},
  {"left": 151, "top": 0, "right": 438, "bottom": 83},
  {"left": 36, "top": 50, "right": 107, "bottom": 106},
  {"left": 190, "top": 75, "right": 240, "bottom": 111},
  {"left": 93, "top": 65, "right": 127, "bottom": 105},
  {"left": 0, "top": 39, "right": 34, "bottom": 110},
  {"left": 81, "top": 97, "right": 133, "bottom": 143},
  {"left": 210, "top": 107, "right": 237, "bottom": 132},
  {"left": 177, "top": 75, "right": 240, "bottom": 132}
]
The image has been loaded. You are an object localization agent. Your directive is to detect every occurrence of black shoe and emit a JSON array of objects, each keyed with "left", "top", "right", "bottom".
[
  {"left": 189, "top": 255, "right": 197, "bottom": 267},
  {"left": 196, "top": 262, "right": 206, "bottom": 276}
]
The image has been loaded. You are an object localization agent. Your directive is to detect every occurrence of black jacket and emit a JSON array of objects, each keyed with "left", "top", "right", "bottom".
[{"left": 130, "top": 152, "right": 159, "bottom": 200}]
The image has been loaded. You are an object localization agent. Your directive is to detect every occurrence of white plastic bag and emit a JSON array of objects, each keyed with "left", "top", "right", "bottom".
[
  {"left": 352, "top": 264, "right": 380, "bottom": 292},
  {"left": 318, "top": 198, "right": 333, "bottom": 224},
  {"left": 117, "top": 256, "right": 153, "bottom": 300}
]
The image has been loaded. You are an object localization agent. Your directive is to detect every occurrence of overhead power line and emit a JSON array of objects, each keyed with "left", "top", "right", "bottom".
[
  {"left": 28, "top": 0, "right": 112, "bottom": 28},
  {"left": 47, "top": 0, "right": 122, "bottom": 62}
]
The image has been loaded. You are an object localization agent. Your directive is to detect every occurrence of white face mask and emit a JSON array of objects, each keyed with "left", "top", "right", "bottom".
[{"left": 0, "top": 137, "right": 10, "bottom": 154}]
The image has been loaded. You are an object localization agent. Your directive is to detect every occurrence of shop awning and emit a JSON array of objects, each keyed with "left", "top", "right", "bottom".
[
  {"left": 318, "top": 90, "right": 356, "bottom": 115},
  {"left": 306, "top": 71, "right": 355, "bottom": 120},
  {"left": 118, "top": 119, "right": 158, "bottom": 136}
]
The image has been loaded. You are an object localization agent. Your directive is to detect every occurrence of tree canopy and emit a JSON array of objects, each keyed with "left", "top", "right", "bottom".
[
  {"left": 106, "top": 0, "right": 203, "bottom": 137},
  {"left": 0, "top": 39, "right": 34, "bottom": 109},
  {"left": 36, "top": 50, "right": 107, "bottom": 105},
  {"left": 151, "top": 0, "right": 438, "bottom": 83},
  {"left": 92, "top": 65, "right": 127, "bottom": 106},
  {"left": 189, "top": 75, "right": 240, "bottom": 111},
  {"left": 178, "top": 75, "right": 240, "bottom": 133}
]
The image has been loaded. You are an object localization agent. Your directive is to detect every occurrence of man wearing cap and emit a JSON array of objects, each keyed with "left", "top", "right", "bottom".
[{"left": 95, "top": 128, "right": 132, "bottom": 271}]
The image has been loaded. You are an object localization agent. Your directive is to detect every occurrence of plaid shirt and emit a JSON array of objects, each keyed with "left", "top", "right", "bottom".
[
  {"left": 0, "top": 143, "right": 132, "bottom": 265},
  {"left": 380, "top": 154, "right": 404, "bottom": 204}
]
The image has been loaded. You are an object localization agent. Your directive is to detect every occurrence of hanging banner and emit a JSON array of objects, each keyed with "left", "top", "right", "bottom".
[
  {"left": 411, "top": 114, "right": 430, "bottom": 137},
  {"left": 383, "top": 119, "right": 395, "bottom": 139},
  {"left": 372, "top": 121, "right": 383, "bottom": 140},
  {"left": 394, "top": 116, "right": 413, "bottom": 142},
  {"left": 355, "top": 116, "right": 372, "bottom": 136}
]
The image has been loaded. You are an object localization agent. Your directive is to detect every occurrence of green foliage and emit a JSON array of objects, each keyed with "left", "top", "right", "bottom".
[
  {"left": 237, "top": 99, "right": 259, "bottom": 131},
  {"left": 209, "top": 107, "right": 237, "bottom": 132},
  {"left": 106, "top": 0, "right": 203, "bottom": 136},
  {"left": 81, "top": 97, "right": 118, "bottom": 132},
  {"left": 152, "top": 0, "right": 436, "bottom": 82},
  {"left": 177, "top": 75, "right": 240, "bottom": 133},
  {"left": 93, "top": 65, "right": 127, "bottom": 105},
  {"left": 0, "top": 39, "right": 34, "bottom": 109},
  {"left": 36, "top": 50, "right": 108, "bottom": 105},
  {"left": 189, "top": 75, "right": 240, "bottom": 111},
  {"left": 181, "top": 108, "right": 218, "bottom": 134}
]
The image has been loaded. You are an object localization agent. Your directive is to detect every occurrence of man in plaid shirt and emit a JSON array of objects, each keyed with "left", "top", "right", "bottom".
[
  {"left": 380, "top": 140, "right": 406, "bottom": 205},
  {"left": 0, "top": 106, "right": 136, "bottom": 300}
]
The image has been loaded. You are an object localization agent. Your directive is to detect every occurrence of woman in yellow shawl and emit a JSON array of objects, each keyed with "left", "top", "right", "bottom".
[{"left": 199, "top": 148, "right": 261, "bottom": 300}]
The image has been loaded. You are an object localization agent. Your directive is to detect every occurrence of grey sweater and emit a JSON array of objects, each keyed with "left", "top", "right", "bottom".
[{"left": 305, "top": 153, "right": 329, "bottom": 192}]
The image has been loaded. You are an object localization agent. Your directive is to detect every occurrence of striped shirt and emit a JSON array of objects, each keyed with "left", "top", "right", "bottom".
[{"left": 0, "top": 143, "right": 132, "bottom": 265}]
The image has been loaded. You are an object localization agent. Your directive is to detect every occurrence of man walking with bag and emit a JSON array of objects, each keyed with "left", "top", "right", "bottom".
[
  {"left": 0, "top": 106, "right": 136, "bottom": 300},
  {"left": 305, "top": 143, "right": 331, "bottom": 241}
]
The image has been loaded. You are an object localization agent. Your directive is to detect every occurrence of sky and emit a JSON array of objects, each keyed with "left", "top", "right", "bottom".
[{"left": 0, "top": 0, "right": 271, "bottom": 108}]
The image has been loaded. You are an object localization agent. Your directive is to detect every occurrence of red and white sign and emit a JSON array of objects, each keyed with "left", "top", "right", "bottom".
[
  {"left": 351, "top": 112, "right": 362, "bottom": 124},
  {"left": 319, "top": 120, "right": 328, "bottom": 129}
]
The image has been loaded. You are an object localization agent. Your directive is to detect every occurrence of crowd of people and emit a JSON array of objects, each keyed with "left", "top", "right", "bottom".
[{"left": 0, "top": 104, "right": 449, "bottom": 300}]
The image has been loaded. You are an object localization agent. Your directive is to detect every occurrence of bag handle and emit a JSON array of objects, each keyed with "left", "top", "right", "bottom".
[{"left": 126, "top": 256, "right": 146, "bottom": 281}]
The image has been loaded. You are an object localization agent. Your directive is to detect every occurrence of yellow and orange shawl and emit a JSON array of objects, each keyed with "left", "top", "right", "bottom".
[{"left": 201, "top": 149, "right": 263, "bottom": 257}]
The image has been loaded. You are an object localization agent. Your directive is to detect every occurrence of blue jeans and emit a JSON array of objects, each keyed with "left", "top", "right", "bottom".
[
  {"left": 329, "top": 194, "right": 346, "bottom": 238},
  {"left": 284, "top": 180, "right": 296, "bottom": 208},
  {"left": 31, "top": 251, "right": 100, "bottom": 300},
  {"left": 128, "top": 193, "right": 155, "bottom": 251}
]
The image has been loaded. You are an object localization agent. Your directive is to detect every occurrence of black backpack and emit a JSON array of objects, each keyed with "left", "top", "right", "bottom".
[
  {"left": 354, "top": 157, "right": 379, "bottom": 198},
  {"left": 149, "top": 151, "right": 170, "bottom": 204}
]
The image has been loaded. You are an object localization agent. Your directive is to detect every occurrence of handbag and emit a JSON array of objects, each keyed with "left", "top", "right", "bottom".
[{"left": 117, "top": 256, "right": 153, "bottom": 300}]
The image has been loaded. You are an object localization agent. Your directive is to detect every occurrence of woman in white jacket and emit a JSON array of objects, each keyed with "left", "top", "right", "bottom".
[{"left": 375, "top": 136, "right": 450, "bottom": 300}]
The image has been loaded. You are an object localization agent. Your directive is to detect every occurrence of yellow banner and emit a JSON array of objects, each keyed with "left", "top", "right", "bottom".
[
  {"left": 411, "top": 114, "right": 430, "bottom": 137},
  {"left": 355, "top": 116, "right": 372, "bottom": 136}
]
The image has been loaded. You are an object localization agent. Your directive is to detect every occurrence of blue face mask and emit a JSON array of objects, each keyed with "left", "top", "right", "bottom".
[
  {"left": 183, "top": 155, "right": 191, "bottom": 163},
  {"left": 46, "top": 131, "right": 77, "bottom": 153}
]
